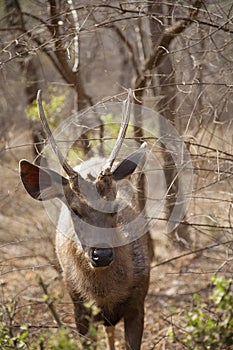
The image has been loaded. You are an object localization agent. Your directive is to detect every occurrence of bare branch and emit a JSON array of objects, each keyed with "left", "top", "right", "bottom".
[
  {"left": 37, "top": 274, "right": 62, "bottom": 327},
  {"left": 152, "top": 239, "right": 233, "bottom": 269},
  {"left": 112, "top": 25, "right": 141, "bottom": 77},
  {"left": 67, "top": 0, "right": 80, "bottom": 73},
  {"left": 134, "top": 0, "right": 202, "bottom": 93},
  {"left": 48, "top": 0, "right": 92, "bottom": 110}
]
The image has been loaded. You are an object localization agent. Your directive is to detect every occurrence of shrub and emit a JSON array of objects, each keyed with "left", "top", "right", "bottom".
[{"left": 183, "top": 275, "right": 233, "bottom": 349}]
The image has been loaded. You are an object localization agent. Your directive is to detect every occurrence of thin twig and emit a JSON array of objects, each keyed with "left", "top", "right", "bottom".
[
  {"left": 37, "top": 274, "right": 62, "bottom": 327},
  {"left": 152, "top": 239, "right": 233, "bottom": 269}
]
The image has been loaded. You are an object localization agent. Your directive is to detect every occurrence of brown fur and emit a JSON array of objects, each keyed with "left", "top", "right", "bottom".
[{"left": 56, "top": 226, "right": 150, "bottom": 347}]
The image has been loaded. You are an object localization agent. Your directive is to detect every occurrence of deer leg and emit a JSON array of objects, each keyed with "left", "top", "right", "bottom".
[
  {"left": 72, "top": 298, "right": 100, "bottom": 349},
  {"left": 106, "top": 326, "right": 115, "bottom": 350},
  {"left": 72, "top": 299, "right": 90, "bottom": 335},
  {"left": 124, "top": 307, "right": 144, "bottom": 350}
]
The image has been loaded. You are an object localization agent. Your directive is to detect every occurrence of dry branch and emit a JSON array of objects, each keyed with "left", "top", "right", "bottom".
[{"left": 37, "top": 274, "right": 62, "bottom": 328}]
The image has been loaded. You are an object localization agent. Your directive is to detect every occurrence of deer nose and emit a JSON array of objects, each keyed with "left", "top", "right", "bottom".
[{"left": 90, "top": 248, "right": 113, "bottom": 268}]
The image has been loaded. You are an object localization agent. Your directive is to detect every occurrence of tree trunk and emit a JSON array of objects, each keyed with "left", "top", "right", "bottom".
[{"left": 149, "top": 2, "right": 190, "bottom": 246}]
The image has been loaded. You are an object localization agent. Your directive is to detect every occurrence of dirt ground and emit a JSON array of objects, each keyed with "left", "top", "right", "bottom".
[{"left": 0, "top": 126, "right": 232, "bottom": 349}]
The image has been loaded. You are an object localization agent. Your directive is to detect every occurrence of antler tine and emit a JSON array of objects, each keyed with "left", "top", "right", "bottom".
[
  {"left": 37, "top": 90, "right": 77, "bottom": 178},
  {"left": 104, "top": 89, "right": 132, "bottom": 172}
]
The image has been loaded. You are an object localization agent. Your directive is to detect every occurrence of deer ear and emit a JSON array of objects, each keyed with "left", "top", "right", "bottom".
[
  {"left": 19, "top": 160, "right": 69, "bottom": 201},
  {"left": 112, "top": 143, "right": 147, "bottom": 181}
]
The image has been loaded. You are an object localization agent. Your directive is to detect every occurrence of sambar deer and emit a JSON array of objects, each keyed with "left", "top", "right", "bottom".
[{"left": 19, "top": 90, "right": 152, "bottom": 350}]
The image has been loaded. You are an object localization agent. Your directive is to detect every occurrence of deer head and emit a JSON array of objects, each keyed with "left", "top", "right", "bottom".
[{"left": 20, "top": 90, "right": 147, "bottom": 268}]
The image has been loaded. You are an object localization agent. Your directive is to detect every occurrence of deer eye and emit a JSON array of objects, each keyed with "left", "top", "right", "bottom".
[{"left": 72, "top": 208, "right": 82, "bottom": 218}]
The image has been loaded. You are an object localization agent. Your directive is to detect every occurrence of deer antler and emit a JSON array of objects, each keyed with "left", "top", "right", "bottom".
[
  {"left": 37, "top": 90, "right": 78, "bottom": 178},
  {"left": 103, "top": 89, "right": 132, "bottom": 172}
]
